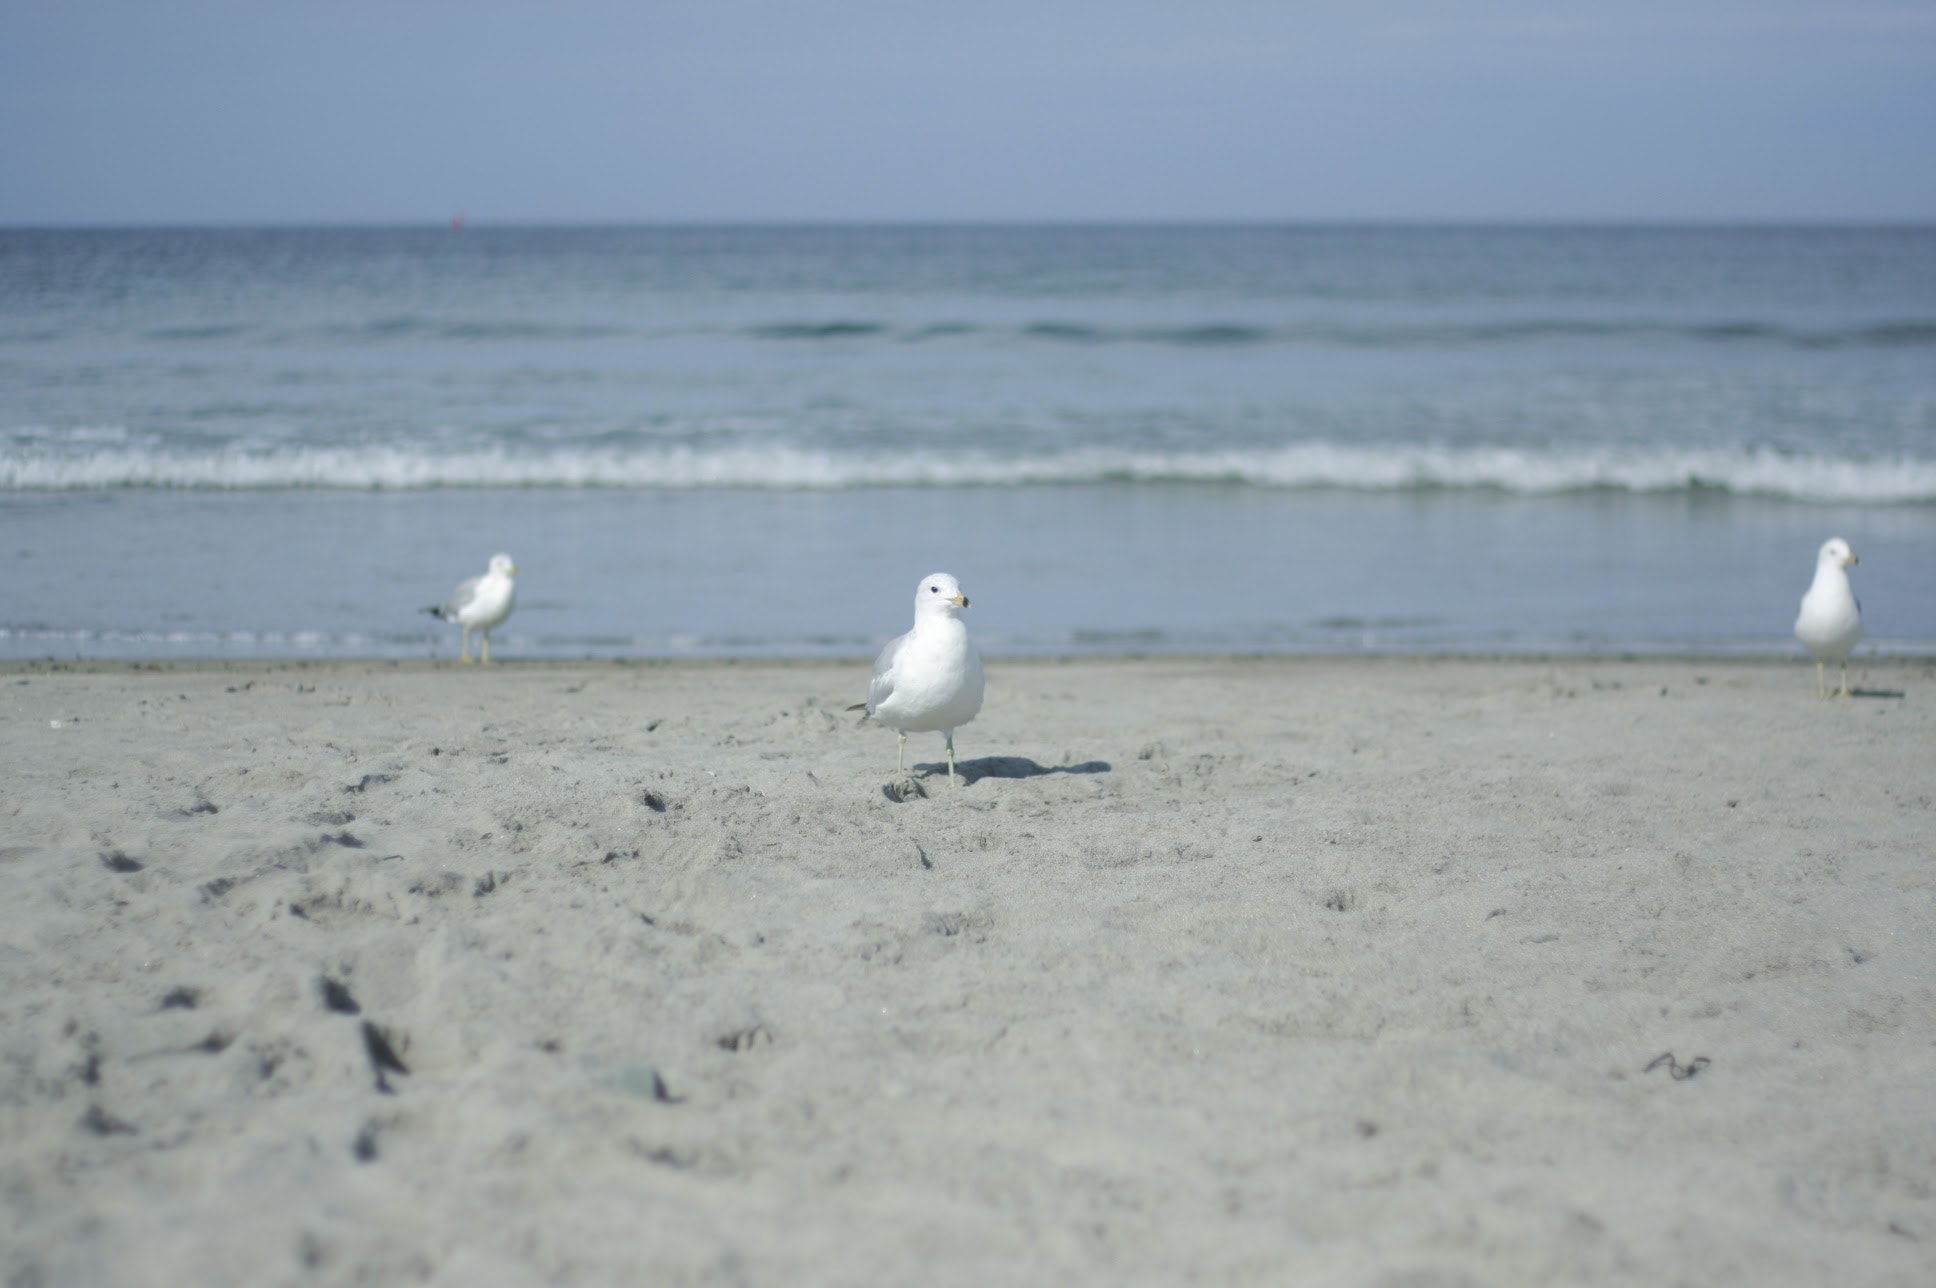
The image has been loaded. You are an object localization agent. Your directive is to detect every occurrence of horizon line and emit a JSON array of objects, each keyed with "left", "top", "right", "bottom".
[{"left": 6, "top": 214, "right": 1936, "bottom": 233}]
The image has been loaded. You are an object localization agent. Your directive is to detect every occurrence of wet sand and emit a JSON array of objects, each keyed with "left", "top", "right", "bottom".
[{"left": 2, "top": 656, "right": 1932, "bottom": 1285}]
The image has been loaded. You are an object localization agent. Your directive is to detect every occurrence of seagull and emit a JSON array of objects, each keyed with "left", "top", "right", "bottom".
[
  {"left": 861, "top": 572, "right": 985, "bottom": 786},
  {"left": 427, "top": 553, "right": 518, "bottom": 664},
  {"left": 1794, "top": 537, "right": 1862, "bottom": 697}
]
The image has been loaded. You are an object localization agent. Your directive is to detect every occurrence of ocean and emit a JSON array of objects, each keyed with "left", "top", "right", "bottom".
[{"left": 3, "top": 223, "right": 1933, "bottom": 660}]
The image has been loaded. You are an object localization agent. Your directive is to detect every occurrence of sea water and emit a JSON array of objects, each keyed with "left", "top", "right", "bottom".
[{"left": 3, "top": 224, "right": 1933, "bottom": 659}]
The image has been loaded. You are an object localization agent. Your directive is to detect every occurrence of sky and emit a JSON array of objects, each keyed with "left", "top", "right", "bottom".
[{"left": 2, "top": 0, "right": 1933, "bottom": 225}]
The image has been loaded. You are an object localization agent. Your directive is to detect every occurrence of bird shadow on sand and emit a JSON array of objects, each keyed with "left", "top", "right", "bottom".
[
  {"left": 911, "top": 755, "right": 1112, "bottom": 786},
  {"left": 1849, "top": 687, "right": 1907, "bottom": 700}
]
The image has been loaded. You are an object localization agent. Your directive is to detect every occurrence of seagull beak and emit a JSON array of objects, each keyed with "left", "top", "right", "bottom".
[
  {"left": 510, "top": 564, "right": 521, "bottom": 575},
  {"left": 951, "top": 594, "right": 969, "bottom": 608},
  {"left": 1845, "top": 554, "right": 1858, "bottom": 567}
]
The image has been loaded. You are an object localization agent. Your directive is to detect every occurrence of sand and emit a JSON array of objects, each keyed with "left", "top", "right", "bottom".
[{"left": 2, "top": 655, "right": 1932, "bottom": 1286}]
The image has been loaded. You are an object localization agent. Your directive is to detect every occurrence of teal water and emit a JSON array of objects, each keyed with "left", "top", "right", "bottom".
[
  {"left": 2, "top": 225, "right": 1933, "bottom": 657},
  {"left": 3, "top": 486, "right": 1931, "bottom": 659}
]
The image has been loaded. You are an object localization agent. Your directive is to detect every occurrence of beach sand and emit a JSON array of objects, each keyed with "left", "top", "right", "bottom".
[{"left": 2, "top": 656, "right": 1932, "bottom": 1285}]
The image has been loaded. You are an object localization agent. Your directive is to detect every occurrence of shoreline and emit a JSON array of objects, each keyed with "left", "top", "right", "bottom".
[
  {"left": 10, "top": 486, "right": 1936, "bottom": 671},
  {"left": 4, "top": 656, "right": 1932, "bottom": 1283},
  {"left": 4, "top": 650, "right": 1930, "bottom": 672}
]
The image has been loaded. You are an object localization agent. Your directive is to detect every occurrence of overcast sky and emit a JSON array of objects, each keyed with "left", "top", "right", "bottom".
[{"left": 3, "top": 0, "right": 1933, "bottom": 225}]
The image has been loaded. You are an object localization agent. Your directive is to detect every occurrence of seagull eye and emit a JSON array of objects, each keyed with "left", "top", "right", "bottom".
[{"left": 929, "top": 585, "right": 938, "bottom": 593}]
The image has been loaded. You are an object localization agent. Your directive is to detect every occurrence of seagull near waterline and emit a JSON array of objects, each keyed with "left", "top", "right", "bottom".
[
  {"left": 427, "top": 552, "right": 518, "bottom": 664},
  {"left": 859, "top": 572, "right": 985, "bottom": 786},
  {"left": 1794, "top": 537, "right": 1862, "bottom": 698}
]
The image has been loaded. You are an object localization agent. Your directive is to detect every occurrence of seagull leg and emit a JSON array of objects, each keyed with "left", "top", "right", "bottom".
[
  {"left": 480, "top": 631, "right": 492, "bottom": 665},
  {"left": 460, "top": 627, "right": 475, "bottom": 665},
  {"left": 1814, "top": 659, "right": 1825, "bottom": 698},
  {"left": 897, "top": 731, "right": 907, "bottom": 771},
  {"left": 1838, "top": 660, "right": 1851, "bottom": 698},
  {"left": 945, "top": 730, "right": 957, "bottom": 787}
]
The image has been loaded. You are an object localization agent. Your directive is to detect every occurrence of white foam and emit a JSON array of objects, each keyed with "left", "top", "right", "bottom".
[{"left": 3, "top": 441, "right": 1934, "bottom": 504}]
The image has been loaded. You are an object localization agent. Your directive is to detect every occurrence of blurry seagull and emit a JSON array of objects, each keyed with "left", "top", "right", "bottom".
[{"left": 428, "top": 552, "right": 518, "bottom": 664}]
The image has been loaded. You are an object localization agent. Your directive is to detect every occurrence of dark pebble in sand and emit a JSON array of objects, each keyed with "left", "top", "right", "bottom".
[
  {"left": 319, "top": 976, "right": 361, "bottom": 1014},
  {"left": 81, "top": 1104, "right": 137, "bottom": 1136},
  {"left": 361, "top": 1021, "right": 410, "bottom": 1092}
]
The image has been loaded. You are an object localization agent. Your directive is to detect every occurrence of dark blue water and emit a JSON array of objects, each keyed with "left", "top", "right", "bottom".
[{"left": 2, "top": 225, "right": 1933, "bottom": 658}]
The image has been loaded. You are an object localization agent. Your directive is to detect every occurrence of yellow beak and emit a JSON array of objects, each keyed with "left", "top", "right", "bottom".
[
  {"left": 951, "top": 594, "right": 969, "bottom": 608},
  {"left": 1845, "top": 554, "right": 1858, "bottom": 567}
]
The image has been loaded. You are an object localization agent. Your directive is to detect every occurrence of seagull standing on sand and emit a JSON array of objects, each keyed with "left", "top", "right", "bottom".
[
  {"left": 862, "top": 572, "right": 984, "bottom": 786},
  {"left": 1794, "top": 537, "right": 1862, "bottom": 697},
  {"left": 427, "top": 553, "right": 518, "bottom": 664}
]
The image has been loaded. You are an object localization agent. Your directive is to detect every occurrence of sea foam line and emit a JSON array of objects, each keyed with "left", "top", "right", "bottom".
[{"left": 4, "top": 442, "right": 1935, "bottom": 503}]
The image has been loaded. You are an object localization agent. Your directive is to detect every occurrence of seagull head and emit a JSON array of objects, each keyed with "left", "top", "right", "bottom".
[
  {"left": 1817, "top": 538, "right": 1857, "bottom": 571},
  {"left": 489, "top": 553, "right": 519, "bottom": 579},
  {"left": 914, "top": 572, "right": 969, "bottom": 617}
]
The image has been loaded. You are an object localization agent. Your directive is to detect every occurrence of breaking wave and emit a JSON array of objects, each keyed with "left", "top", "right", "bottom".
[{"left": 5, "top": 441, "right": 1934, "bottom": 503}]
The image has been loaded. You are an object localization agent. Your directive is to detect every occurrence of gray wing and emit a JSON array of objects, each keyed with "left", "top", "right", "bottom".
[
  {"left": 865, "top": 631, "right": 908, "bottom": 715},
  {"left": 437, "top": 574, "right": 484, "bottom": 620}
]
